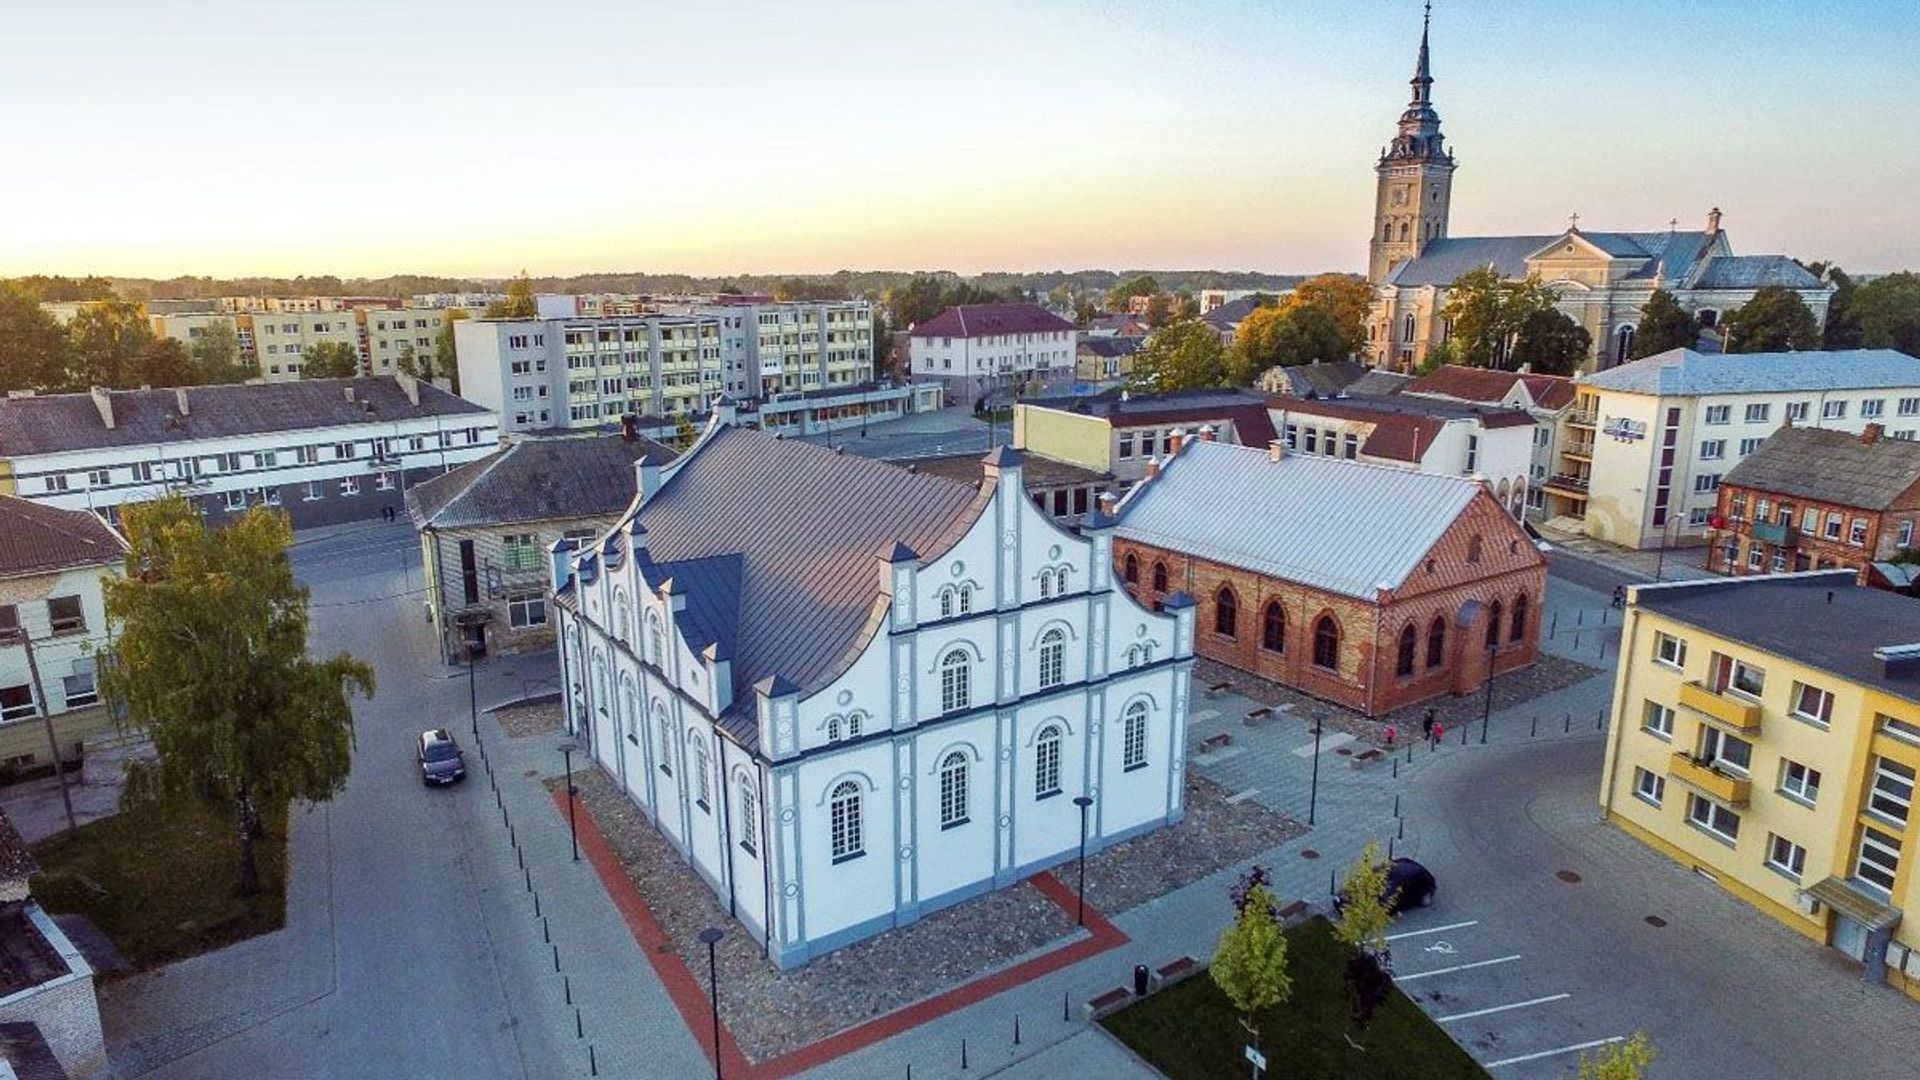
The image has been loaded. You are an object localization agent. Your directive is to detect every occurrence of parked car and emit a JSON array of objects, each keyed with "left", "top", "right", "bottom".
[
  {"left": 1335, "top": 857, "right": 1437, "bottom": 915},
  {"left": 418, "top": 728, "right": 467, "bottom": 786}
]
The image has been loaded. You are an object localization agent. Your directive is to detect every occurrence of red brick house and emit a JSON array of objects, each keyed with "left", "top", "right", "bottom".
[
  {"left": 1109, "top": 432, "right": 1545, "bottom": 716},
  {"left": 1707, "top": 423, "right": 1920, "bottom": 581}
]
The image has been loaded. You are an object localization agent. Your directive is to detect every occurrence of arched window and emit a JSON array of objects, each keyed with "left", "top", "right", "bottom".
[
  {"left": 1396, "top": 624, "right": 1417, "bottom": 677},
  {"left": 1486, "top": 600, "right": 1504, "bottom": 648},
  {"left": 1123, "top": 702, "right": 1149, "bottom": 770},
  {"left": 1140, "top": 641, "right": 1154, "bottom": 663},
  {"left": 940, "top": 649, "right": 971, "bottom": 713},
  {"left": 647, "top": 614, "right": 664, "bottom": 666},
  {"left": 1313, "top": 616, "right": 1340, "bottom": 670},
  {"left": 958, "top": 584, "right": 975, "bottom": 614},
  {"left": 1034, "top": 725, "right": 1063, "bottom": 797},
  {"left": 829, "top": 781, "right": 863, "bottom": 862},
  {"left": 939, "top": 752, "right": 969, "bottom": 828},
  {"left": 1039, "top": 571, "right": 1053, "bottom": 600},
  {"left": 614, "top": 589, "right": 630, "bottom": 643},
  {"left": 623, "top": 685, "right": 639, "bottom": 744},
  {"left": 846, "top": 712, "right": 865, "bottom": 739},
  {"left": 691, "top": 738, "right": 712, "bottom": 810},
  {"left": 1055, "top": 568, "right": 1070, "bottom": 595},
  {"left": 1614, "top": 325, "right": 1635, "bottom": 365},
  {"left": 1262, "top": 602, "right": 1285, "bottom": 653},
  {"left": 940, "top": 588, "right": 955, "bottom": 619},
  {"left": 1698, "top": 308, "right": 1719, "bottom": 330},
  {"left": 1398, "top": 221, "right": 1410, "bottom": 242},
  {"left": 1402, "top": 313, "right": 1416, "bottom": 341},
  {"left": 1383, "top": 221, "right": 1393, "bottom": 242},
  {"left": 1426, "top": 616, "right": 1446, "bottom": 669},
  {"left": 1124, "top": 554, "right": 1139, "bottom": 584},
  {"left": 737, "top": 775, "right": 759, "bottom": 854},
  {"left": 654, "top": 705, "right": 673, "bottom": 776},
  {"left": 1214, "top": 586, "right": 1238, "bottom": 638},
  {"left": 825, "top": 716, "right": 842, "bottom": 742},
  {"left": 1510, "top": 593, "right": 1528, "bottom": 643},
  {"left": 1152, "top": 562, "right": 1168, "bottom": 592},
  {"left": 1038, "top": 629, "right": 1065, "bottom": 689}
]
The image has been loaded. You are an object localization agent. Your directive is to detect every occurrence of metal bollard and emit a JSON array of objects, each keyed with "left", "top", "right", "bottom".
[
  {"left": 962, "top": 1037, "right": 969, "bottom": 1070},
  {"left": 1393, "top": 794, "right": 1400, "bottom": 818},
  {"left": 1550, "top": 612, "right": 1558, "bottom": 639},
  {"left": 525, "top": 866, "right": 532, "bottom": 892},
  {"left": 1398, "top": 816, "right": 1405, "bottom": 839},
  {"left": 1461, "top": 724, "right": 1468, "bottom": 745},
  {"left": 535, "top": 892, "right": 541, "bottom": 918},
  {"left": 553, "top": 943, "right": 560, "bottom": 971},
  {"left": 1392, "top": 757, "right": 1399, "bottom": 779},
  {"left": 1597, "top": 709, "right": 1605, "bottom": 730},
  {"left": 1014, "top": 1015, "right": 1022, "bottom": 1045},
  {"left": 1330, "top": 868, "right": 1337, "bottom": 896},
  {"left": 565, "top": 975, "right": 571, "bottom": 1005},
  {"left": 1564, "top": 713, "right": 1572, "bottom": 733},
  {"left": 1063, "top": 991, "right": 1070, "bottom": 1022},
  {"left": 1531, "top": 715, "right": 1538, "bottom": 737},
  {"left": 590, "top": 1045, "right": 597, "bottom": 1076},
  {"left": 543, "top": 916, "right": 550, "bottom": 943}
]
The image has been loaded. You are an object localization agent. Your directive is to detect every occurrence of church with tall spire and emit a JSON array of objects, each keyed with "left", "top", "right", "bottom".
[{"left": 1364, "top": 4, "right": 1831, "bottom": 372}]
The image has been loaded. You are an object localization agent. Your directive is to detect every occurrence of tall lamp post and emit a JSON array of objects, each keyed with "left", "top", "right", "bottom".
[
  {"left": 1072, "top": 795, "right": 1095, "bottom": 926},
  {"left": 1481, "top": 641, "right": 1497, "bottom": 744},
  {"left": 558, "top": 737, "right": 580, "bottom": 861},
  {"left": 698, "top": 926, "right": 725, "bottom": 1080},
  {"left": 465, "top": 640, "right": 480, "bottom": 738}
]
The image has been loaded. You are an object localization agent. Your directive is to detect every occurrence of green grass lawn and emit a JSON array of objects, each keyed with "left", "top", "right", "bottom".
[
  {"left": 29, "top": 796, "right": 290, "bottom": 974},
  {"left": 1103, "top": 918, "right": 1490, "bottom": 1080}
]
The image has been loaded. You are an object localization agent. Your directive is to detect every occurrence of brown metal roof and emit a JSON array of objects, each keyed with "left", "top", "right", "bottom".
[
  {"left": 0, "top": 497, "right": 126, "bottom": 579},
  {"left": 1721, "top": 425, "right": 1920, "bottom": 512}
]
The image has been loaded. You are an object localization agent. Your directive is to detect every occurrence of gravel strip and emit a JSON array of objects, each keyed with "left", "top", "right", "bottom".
[
  {"left": 492, "top": 701, "right": 563, "bottom": 739},
  {"left": 1083, "top": 773, "right": 1306, "bottom": 915}
]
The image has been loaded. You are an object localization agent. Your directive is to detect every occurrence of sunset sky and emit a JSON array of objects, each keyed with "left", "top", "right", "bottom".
[{"left": 4, "top": 0, "right": 1913, "bottom": 280}]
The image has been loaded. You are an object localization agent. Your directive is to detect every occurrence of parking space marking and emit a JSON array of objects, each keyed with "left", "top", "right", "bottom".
[
  {"left": 1486, "top": 1036, "right": 1624, "bottom": 1069},
  {"left": 1435, "top": 993, "right": 1571, "bottom": 1023},
  {"left": 1387, "top": 920, "right": 1479, "bottom": 942},
  {"left": 1399, "top": 954, "right": 1521, "bottom": 981}
]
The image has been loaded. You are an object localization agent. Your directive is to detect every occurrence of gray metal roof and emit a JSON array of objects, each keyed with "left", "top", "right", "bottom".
[
  {"left": 1270, "top": 361, "right": 1369, "bottom": 398},
  {"left": 406, "top": 435, "right": 676, "bottom": 530},
  {"left": 1382, "top": 230, "right": 1714, "bottom": 288},
  {"left": 623, "top": 427, "right": 991, "bottom": 742},
  {"left": 1690, "top": 255, "right": 1824, "bottom": 290},
  {"left": 1580, "top": 348, "right": 1920, "bottom": 397},
  {"left": 1721, "top": 426, "right": 1920, "bottom": 510},
  {"left": 1113, "top": 440, "right": 1483, "bottom": 599},
  {"left": 0, "top": 377, "right": 489, "bottom": 457}
]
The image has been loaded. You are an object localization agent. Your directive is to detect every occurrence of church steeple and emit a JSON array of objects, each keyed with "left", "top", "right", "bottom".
[{"left": 1369, "top": 1, "right": 1458, "bottom": 286}]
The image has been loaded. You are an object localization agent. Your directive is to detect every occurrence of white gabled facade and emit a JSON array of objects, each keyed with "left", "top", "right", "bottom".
[{"left": 552, "top": 420, "right": 1194, "bottom": 967}]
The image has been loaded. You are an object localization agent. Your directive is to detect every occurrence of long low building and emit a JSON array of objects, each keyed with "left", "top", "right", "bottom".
[{"left": 0, "top": 375, "right": 498, "bottom": 528}]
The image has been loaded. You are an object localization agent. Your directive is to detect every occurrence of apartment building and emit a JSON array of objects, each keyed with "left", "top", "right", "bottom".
[
  {"left": 908, "top": 304, "right": 1077, "bottom": 403},
  {"left": 1706, "top": 424, "right": 1920, "bottom": 580},
  {"left": 1601, "top": 573, "right": 1920, "bottom": 998},
  {"left": 455, "top": 314, "right": 728, "bottom": 433},
  {"left": 1267, "top": 394, "right": 1536, "bottom": 518},
  {"left": 1548, "top": 349, "right": 1920, "bottom": 548},
  {"left": 362, "top": 309, "right": 447, "bottom": 376},
  {"left": 245, "top": 310, "right": 363, "bottom": 379},
  {"left": 1014, "top": 389, "right": 1278, "bottom": 483},
  {"left": 668, "top": 298, "right": 875, "bottom": 398},
  {"left": 0, "top": 376, "right": 497, "bottom": 529}
]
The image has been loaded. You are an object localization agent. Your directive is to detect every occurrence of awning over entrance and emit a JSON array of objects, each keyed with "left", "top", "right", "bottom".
[{"left": 1804, "top": 877, "right": 1903, "bottom": 932}]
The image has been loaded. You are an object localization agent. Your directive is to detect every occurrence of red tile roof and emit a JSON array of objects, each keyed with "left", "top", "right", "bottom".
[
  {"left": 910, "top": 303, "right": 1076, "bottom": 339},
  {"left": 0, "top": 497, "right": 127, "bottom": 579},
  {"left": 1405, "top": 366, "right": 1576, "bottom": 411},
  {"left": 1271, "top": 396, "right": 1533, "bottom": 462}
]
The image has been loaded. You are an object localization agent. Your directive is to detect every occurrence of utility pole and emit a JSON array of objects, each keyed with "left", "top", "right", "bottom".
[{"left": 20, "top": 635, "right": 79, "bottom": 836}]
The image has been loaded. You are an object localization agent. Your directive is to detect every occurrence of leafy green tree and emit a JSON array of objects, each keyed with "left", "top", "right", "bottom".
[
  {"left": 1510, "top": 308, "right": 1591, "bottom": 375},
  {"left": 1233, "top": 303, "right": 1349, "bottom": 382},
  {"left": 1630, "top": 289, "right": 1699, "bottom": 359},
  {"left": 674, "top": 414, "right": 697, "bottom": 448},
  {"left": 1803, "top": 262, "right": 1863, "bottom": 350},
  {"left": 485, "top": 272, "right": 538, "bottom": 318},
  {"left": 1851, "top": 272, "right": 1920, "bottom": 357},
  {"left": 189, "top": 320, "right": 253, "bottom": 384},
  {"left": 1132, "top": 320, "right": 1228, "bottom": 392},
  {"left": 1578, "top": 1032, "right": 1656, "bottom": 1080},
  {"left": 1440, "top": 268, "right": 1558, "bottom": 368},
  {"left": 1415, "top": 339, "right": 1461, "bottom": 374},
  {"left": 396, "top": 344, "right": 423, "bottom": 381},
  {"left": 1105, "top": 275, "right": 1159, "bottom": 312},
  {"left": 134, "top": 337, "right": 196, "bottom": 387},
  {"left": 66, "top": 298, "right": 157, "bottom": 388},
  {"left": 1289, "top": 272, "right": 1375, "bottom": 356},
  {"left": 1211, "top": 882, "right": 1292, "bottom": 1038},
  {"left": 103, "top": 497, "right": 375, "bottom": 895},
  {"left": 1724, "top": 285, "right": 1821, "bottom": 352},
  {"left": 1144, "top": 293, "right": 1174, "bottom": 327},
  {"left": 300, "top": 341, "right": 361, "bottom": 379},
  {"left": 0, "top": 281, "right": 71, "bottom": 392},
  {"left": 772, "top": 277, "right": 849, "bottom": 301},
  {"left": 436, "top": 308, "right": 470, "bottom": 394},
  {"left": 1334, "top": 841, "right": 1394, "bottom": 955}
]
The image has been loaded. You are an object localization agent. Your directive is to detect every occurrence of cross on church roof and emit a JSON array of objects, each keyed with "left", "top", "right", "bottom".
[{"left": 1568, "top": 212, "right": 1580, "bottom": 231}]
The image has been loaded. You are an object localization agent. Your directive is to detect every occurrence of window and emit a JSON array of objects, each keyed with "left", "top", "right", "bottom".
[
  {"left": 61, "top": 658, "right": 98, "bottom": 709},
  {"left": 1786, "top": 401, "right": 1810, "bottom": 422},
  {"left": 222, "top": 490, "right": 247, "bottom": 511},
  {"left": 339, "top": 476, "right": 360, "bottom": 497},
  {"left": 1465, "top": 434, "right": 1479, "bottom": 473},
  {"left": 1789, "top": 682, "right": 1832, "bottom": 726},
  {"left": 692, "top": 739, "right": 712, "bottom": 810},
  {"left": 1313, "top": 616, "right": 1339, "bottom": 670},
  {"left": 1152, "top": 562, "right": 1168, "bottom": 591},
  {"left": 1868, "top": 757, "right": 1914, "bottom": 826},
  {"left": 1698, "top": 726, "right": 1753, "bottom": 774},
  {"left": 1124, "top": 554, "right": 1139, "bottom": 584},
  {"left": 305, "top": 480, "right": 323, "bottom": 502},
  {"left": 1767, "top": 835, "right": 1807, "bottom": 879},
  {"left": 47, "top": 596, "right": 84, "bottom": 635},
  {"left": 1118, "top": 434, "right": 1133, "bottom": 459},
  {"left": 1824, "top": 512, "right": 1843, "bottom": 540},
  {"left": 830, "top": 781, "right": 864, "bottom": 862},
  {"left": 1642, "top": 700, "right": 1675, "bottom": 738},
  {"left": 1850, "top": 518, "right": 1869, "bottom": 546},
  {"left": 1822, "top": 400, "right": 1848, "bottom": 420},
  {"left": 1779, "top": 760, "right": 1821, "bottom": 805},
  {"left": 501, "top": 532, "right": 541, "bottom": 571},
  {"left": 656, "top": 710, "right": 673, "bottom": 775},
  {"left": 1038, "top": 570, "right": 1054, "bottom": 600},
  {"left": 507, "top": 593, "right": 546, "bottom": 629},
  {"left": 1633, "top": 767, "right": 1665, "bottom": 807},
  {"left": 0, "top": 685, "right": 32, "bottom": 722},
  {"left": 1123, "top": 703, "right": 1148, "bottom": 770},
  {"left": 939, "top": 589, "right": 954, "bottom": 619},
  {"left": 1699, "top": 440, "right": 1725, "bottom": 460},
  {"left": 1737, "top": 437, "right": 1763, "bottom": 456},
  {"left": 1510, "top": 594, "right": 1527, "bottom": 643},
  {"left": 1426, "top": 616, "right": 1445, "bottom": 669},
  {"left": 1856, "top": 827, "right": 1901, "bottom": 893},
  {"left": 1901, "top": 397, "right": 1920, "bottom": 417},
  {"left": 939, "top": 752, "right": 970, "bottom": 828},
  {"left": 1261, "top": 602, "right": 1285, "bottom": 653},
  {"left": 1863, "top": 398, "right": 1886, "bottom": 419},
  {"left": 1694, "top": 474, "right": 1721, "bottom": 494},
  {"left": 41, "top": 474, "right": 68, "bottom": 494},
  {"left": 1038, "top": 629, "right": 1065, "bottom": 690},
  {"left": 335, "top": 441, "right": 356, "bottom": 460},
  {"left": 940, "top": 650, "right": 971, "bottom": 713},
  {"left": 1902, "top": 520, "right": 1915, "bottom": 548},
  {"left": 738, "top": 776, "right": 759, "bottom": 853},
  {"left": 1687, "top": 793, "right": 1741, "bottom": 842},
  {"left": 1704, "top": 405, "right": 1731, "bottom": 425},
  {"left": 1214, "top": 587, "right": 1237, "bottom": 638},
  {"left": 0, "top": 605, "right": 16, "bottom": 644},
  {"left": 1343, "top": 433, "right": 1359, "bottom": 459},
  {"left": 957, "top": 584, "right": 974, "bottom": 614},
  {"left": 1747, "top": 546, "right": 1764, "bottom": 571},
  {"left": 1744, "top": 403, "right": 1771, "bottom": 423},
  {"left": 87, "top": 468, "right": 111, "bottom": 486},
  {"left": 1034, "top": 726, "right": 1063, "bottom": 797},
  {"left": 1395, "top": 624, "right": 1417, "bottom": 677},
  {"left": 1486, "top": 599, "right": 1503, "bottom": 647}
]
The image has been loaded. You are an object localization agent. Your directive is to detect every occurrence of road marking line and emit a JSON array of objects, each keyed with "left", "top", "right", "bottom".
[
  {"left": 1226, "top": 788, "right": 1261, "bottom": 804},
  {"left": 1387, "top": 920, "right": 1479, "bottom": 941},
  {"left": 1398, "top": 955, "right": 1521, "bottom": 981},
  {"left": 1486, "top": 1036, "right": 1624, "bottom": 1069},
  {"left": 1435, "top": 993, "right": 1570, "bottom": 1023}
]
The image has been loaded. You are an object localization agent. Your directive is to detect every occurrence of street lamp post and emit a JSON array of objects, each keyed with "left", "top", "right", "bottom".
[
  {"left": 1481, "top": 642, "right": 1497, "bottom": 744},
  {"left": 698, "top": 926, "right": 725, "bottom": 1080},
  {"left": 465, "top": 641, "right": 479, "bottom": 738},
  {"left": 1307, "top": 717, "right": 1323, "bottom": 825},
  {"left": 1072, "top": 795, "right": 1094, "bottom": 926},
  {"left": 558, "top": 737, "right": 580, "bottom": 861}
]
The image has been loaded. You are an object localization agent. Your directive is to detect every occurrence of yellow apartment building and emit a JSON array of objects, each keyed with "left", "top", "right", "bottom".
[{"left": 1601, "top": 570, "right": 1920, "bottom": 998}]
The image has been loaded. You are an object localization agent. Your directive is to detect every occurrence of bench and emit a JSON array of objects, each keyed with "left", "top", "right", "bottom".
[
  {"left": 1348, "top": 748, "right": 1383, "bottom": 770},
  {"left": 1277, "top": 899, "right": 1311, "bottom": 926},
  {"left": 1200, "top": 733, "right": 1234, "bottom": 753},
  {"left": 1156, "top": 957, "right": 1201, "bottom": 990},
  {"left": 1083, "top": 987, "right": 1133, "bottom": 1021},
  {"left": 1205, "top": 681, "right": 1233, "bottom": 698},
  {"left": 1243, "top": 707, "right": 1273, "bottom": 726}
]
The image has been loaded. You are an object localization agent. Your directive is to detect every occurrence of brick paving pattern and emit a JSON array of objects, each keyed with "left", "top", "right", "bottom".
[{"left": 491, "top": 699, "right": 563, "bottom": 739}]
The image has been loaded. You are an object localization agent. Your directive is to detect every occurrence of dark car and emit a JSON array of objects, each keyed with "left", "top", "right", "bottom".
[
  {"left": 1336, "top": 857, "right": 1438, "bottom": 915},
  {"left": 418, "top": 728, "right": 467, "bottom": 786}
]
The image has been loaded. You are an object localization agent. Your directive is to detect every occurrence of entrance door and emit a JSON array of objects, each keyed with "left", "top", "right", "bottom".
[
  {"left": 1832, "top": 914, "right": 1869, "bottom": 962},
  {"left": 462, "top": 623, "right": 487, "bottom": 659}
]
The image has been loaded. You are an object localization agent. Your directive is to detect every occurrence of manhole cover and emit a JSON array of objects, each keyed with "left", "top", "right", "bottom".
[
  {"left": 1335, "top": 747, "right": 1353, "bottom": 756},
  {"left": 524, "top": 769, "right": 538, "bottom": 778},
  {"left": 1644, "top": 915, "right": 1667, "bottom": 928},
  {"left": 1555, "top": 870, "right": 1582, "bottom": 884},
  {"left": 1301, "top": 849, "right": 1321, "bottom": 860}
]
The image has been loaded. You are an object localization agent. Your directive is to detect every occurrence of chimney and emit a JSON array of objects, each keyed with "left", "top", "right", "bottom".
[
  {"left": 395, "top": 369, "right": 420, "bottom": 405},
  {"left": 1268, "top": 438, "right": 1286, "bottom": 463},
  {"left": 1167, "top": 428, "right": 1187, "bottom": 456},
  {"left": 89, "top": 386, "right": 114, "bottom": 430},
  {"left": 1097, "top": 491, "right": 1118, "bottom": 516},
  {"left": 1706, "top": 207, "right": 1722, "bottom": 235},
  {"left": 620, "top": 413, "right": 638, "bottom": 443},
  {"left": 1144, "top": 455, "right": 1161, "bottom": 480},
  {"left": 344, "top": 386, "right": 357, "bottom": 404},
  {"left": 1198, "top": 424, "right": 1217, "bottom": 442},
  {"left": 174, "top": 387, "right": 190, "bottom": 416},
  {"left": 1864, "top": 422, "right": 1884, "bottom": 445}
]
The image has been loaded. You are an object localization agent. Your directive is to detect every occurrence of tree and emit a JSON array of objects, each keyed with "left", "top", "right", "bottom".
[
  {"left": 436, "top": 308, "right": 470, "bottom": 394},
  {"left": 772, "top": 277, "right": 848, "bottom": 302},
  {"left": 102, "top": 497, "right": 374, "bottom": 895},
  {"left": 134, "top": 337, "right": 196, "bottom": 387},
  {"left": 1232, "top": 303, "right": 1349, "bottom": 383},
  {"left": 1510, "top": 308, "right": 1591, "bottom": 375},
  {"left": 1131, "top": 320, "right": 1228, "bottom": 392},
  {"left": 1804, "top": 263, "right": 1863, "bottom": 350},
  {"left": 1577, "top": 1032, "right": 1656, "bottom": 1080},
  {"left": 1289, "top": 272, "right": 1374, "bottom": 356},
  {"left": 1415, "top": 339, "right": 1461, "bottom": 374},
  {"left": 1143, "top": 293, "right": 1174, "bottom": 328},
  {"left": 1335, "top": 842, "right": 1396, "bottom": 1029},
  {"left": 189, "top": 320, "right": 253, "bottom": 384},
  {"left": 674, "top": 414, "right": 697, "bottom": 448},
  {"left": 1724, "top": 285, "right": 1820, "bottom": 352},
  {"left": 1211, "top": 881, "right": 1292, "bottom": 1036},
  {"left": 1440, "top": 268, "right": 1560, "bottom": 369},
  {"left": 0, "top": 281, "right": 71, "bottom": 392},
  {"left": 1630, "top": 289, "right": 1699, "bottom": 359},
  {"left": 1105, "top": 275, "right": 1159, "bottom": 312},
  {"left": 396, "top": 344, "right": 423, "bottom": 381},
  {"left": 1851, "top": 272, "right": 1920, "bottom": 357},
  {"left": 300, "top": 341, "right": 361, "bottom": 379},
  {"left": 66, "top": 298, "right": 157, "bottom": 388},
  {"left": 485, "top": 272, "right": 537, "bottom": 318}
]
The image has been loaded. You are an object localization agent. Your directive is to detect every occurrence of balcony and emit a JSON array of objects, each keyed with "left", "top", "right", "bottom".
[
  {"left": 1667, "top": 752, "right": 1752, "bottom": 806},
  {"left": 1561, "top": 440, "right": 1595, "bottom": 460},
  {"left": 1751, "top": 520, "right": 1797, "bottom": 548},
  {"left": 1566, "top": 408, "right": 1598, "bottom": 427},
  {"left": 1679, "top": 681, "right": 1763, "bottom": 734},
  {"left": 1544, "top": 473, "right": 1590, "bottom": 496}
]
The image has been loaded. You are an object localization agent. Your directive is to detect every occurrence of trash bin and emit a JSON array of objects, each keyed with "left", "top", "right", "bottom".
[{"left": 1133, "top": 964, "right": 1150, "bottom": 997}]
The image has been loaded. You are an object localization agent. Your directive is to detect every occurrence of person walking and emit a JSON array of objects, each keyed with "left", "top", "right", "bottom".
[
  {"left": 1432, "top": 720, "right": 1446, "bottom": 746},
  {"left": 1421, "top": 707, "right": 1436, "bottom": 742},
  {"left": 1611, "top": 584, "right": 1626, "bottom": 609}
]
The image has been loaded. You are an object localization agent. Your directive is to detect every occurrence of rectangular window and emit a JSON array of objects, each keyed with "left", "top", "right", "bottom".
[
  {"left": 1779, "top": 760, "right": 1821, "bottom": 805},
  {"left": 1738, "top": 437, "right": 1763, "bottom": 456},
  {"left": 46, "top": 595, "right": 84, "bottom": 635},
  {"left": 507, "top": 593, "right": 547, "bottom": 629},
  {"left": 1863, "top": 398, "right": 1886, "bottom": 418},
  {"left": 1687, "top": 793, "right": 1741, "bottom": 843},
  {"left": 1698, "top": 726, "right": 1753, "bottom": 774},
  {"left": 1304, "top": 428, "right": 1318, "bottom": 454},
  {"left": 87, "top": 468, "right": 111, "bottom": 486},
  {"left": 222, "top": 490, "right": 247, "bottom": 511},
  {"left": 61, "top": 658, "right": 98, "bottom": 709},
  {"left": 1802, "top": 507, "right": 1819, "bottom": 535},
  {"left": 1823, "top": 400, "right": 1848, "bottom": 420},
  {"left": 1868, "top": 757, "right": 1915, "bottom": 827},
  {"left": 1744, "top": 403, "right": 1771, "bottom": 423},
  {"left": 1900, "top": 397, "right": 1920, "bottom": 417},
  {"left": 1118, "top": 434, "right": 1133, "bottom": 459},
  {"left": 304, "top": 480, "right": 323, "bottom": 501},
  {"left": 0, "top": 605, "right": 17, "bottom": 644},
  {"left": 1653, "top": 632, "right": 1687, "bottom": 670},
  {"left": 1825, "top": 512, "right": 1843, "bottom": 540},
  {"left": 253, "top": 451, "right": 277, "bottom": 469},
  {"left": 501, "top": 533, "right": 541, "bottom": 571},
  {"left": 1704, "top": 405, "right": 1731, "bottom": 425},
  {"left": 1902, "top": 520, "right": 1915, "bottom": 548},
  {"left": 335, "top": 441, "right": 355, "bottom": 459},
  {"left": 1767, "top": 835, "right": 1807, "bottom": 879},
  {"left": 1856, "top": 827, "right": 1901, "bottom": 893},
  {"left": 1694, "top": 473, "right": 1721, "bottom": 493},
  {"left": 1787, "top": 401, "right": 1810, "bottom": 422},
  {"left": 1789, "top": 682, "right": 1833, "bottom": 726},
  {"left": 0, "top": 685, "right": 33, "bottom": 722},
  {"left": 1465, "top": 434, "right": 1479, "bottom": 472},
  {"left": 339, "top": 476, "right": 360, "bottom": 496},
  {"left": 1699, "top": 440, "right": 1725, "bottom": 460},
  {"left": 1747, "top": 546, "right": 1764, "bottom": 571},
  {"left": 1726, "top": 657, "right": 1766, "bottom": 699},
  {"left": 1642, "top": 700, "right": 1675, "bottom": 739},
  {"left": 1633, "top": 766, "right": 1665, "bottom": 807},
  {"left": 1850, "top": 518, "right": 1869, "bottom": 546}
]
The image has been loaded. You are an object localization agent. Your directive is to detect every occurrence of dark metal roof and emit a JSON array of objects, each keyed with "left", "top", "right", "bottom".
[
  {"left": 0, "top": 377, "right": 490, "bottom": 457},
  {"left": 1721, "top": 426, "right": 1920, "bottom": 511},
  {"left": 1383, "top": 230, "right": 1716, "bottom": 288},
  {"left": 1269, "top": 361, "right": 1368, "bottom": 399},
  {"left": 406, "top": 435, "right": 676, "bottom": 530},
  {"left": 0, "top": 497, "right": 126, "bottom": 579},
  {"left": 1691, "top": 255, "right": 1823, "bottom": 291},
  {"left": 910, "top": 303, "right": 1075, "bottom": 339},
  {"left": 901, "top": 452, "right": 1111, "bottom": 489}
]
